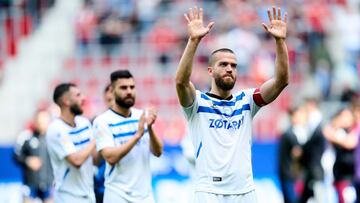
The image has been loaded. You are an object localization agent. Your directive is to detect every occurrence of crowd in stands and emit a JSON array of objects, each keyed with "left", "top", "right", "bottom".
[
  {"left": 67, "top": 0, "right": 359, "bottom": 139},
  {"left": 0, "top": 0, "right": 56, "bottom": 83}
]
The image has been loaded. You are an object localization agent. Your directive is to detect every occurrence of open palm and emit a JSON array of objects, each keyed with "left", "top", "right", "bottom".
[
  {"left": 262, "top": 7, "right": 287, "bottom": 39},
  {"left": 184, "top": 7, "right": 214, "bottom": 40}
]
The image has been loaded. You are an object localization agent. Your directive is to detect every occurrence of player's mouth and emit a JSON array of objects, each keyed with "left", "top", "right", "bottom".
[
  {"left": 125, "top": 97, "right": 134, "bottom": 101},
  {"left": 223, "top": 75, "right": 233, "bottom": 79}
]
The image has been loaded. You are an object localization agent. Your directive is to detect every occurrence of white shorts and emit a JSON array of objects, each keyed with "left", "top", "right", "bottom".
[
  {"left": 103, "top": 188, "right": 155, "bottom": 203},
  {"left": 194, "top": 190, "right": 258, "bottom": 203},
  {"left": 54, "top": 190, "right": 95, "bottom": 203}
]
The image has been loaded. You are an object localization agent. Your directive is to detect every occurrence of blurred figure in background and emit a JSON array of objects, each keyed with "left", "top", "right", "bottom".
[
  {"left": 299, "top": 98, "right": 326, "bottom": 203},
  {"left": 14, "top": 108, "right": 54, "bottom": 203},
  {"left": 323, "top": 107, "right": 357, "bottom": 203},
  {"left": 103, "top": 83, "right": 114, "bottom": 109},
  {"left": 93, "top": 84, "right": 113, "bottom": 203},
  {"left": 46, "top": 83, "right": 96, "bottom": 203},
  {"left": 75, "top": 0, "right": 98, "bottom": 55},
  {"left": 98, "top": 10, "right": 132, "bottom": 56},
  {"left": 278, "top": 104, "right": 307, "bottom": 203},
  {"left": 351, "top": 98, "right": 360, "bottom": 203}
]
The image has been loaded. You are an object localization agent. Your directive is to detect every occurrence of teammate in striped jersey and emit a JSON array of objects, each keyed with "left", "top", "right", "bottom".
[
  {"left": 46, "top": 83, "right": 96, "bottom": 203},
  {"left": 93, "top": 70, "right": 163, "bottom": 203},
  {"left": 176, "top": 6, "right": 289, "bottom": 203}
]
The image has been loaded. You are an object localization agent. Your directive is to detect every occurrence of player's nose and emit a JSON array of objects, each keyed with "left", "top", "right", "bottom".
[{"left": 225, "top": 65, "right": 233, "bottom": 72}]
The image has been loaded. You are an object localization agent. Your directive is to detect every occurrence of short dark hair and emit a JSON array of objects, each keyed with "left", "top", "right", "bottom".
[
  {"left": 110, "top": 70, "right": 133, "bottom": 84},
  {"left": 209, "top": 48, "right": 235, "bottom": 66},
  {"left": 53, "top": 83, "right": 76, "bottom": 105}
]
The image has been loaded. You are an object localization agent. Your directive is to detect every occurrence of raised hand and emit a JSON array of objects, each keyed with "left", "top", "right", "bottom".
[
  {"left": 184, "top": 6, "right": 214, "bottom": 41},
  {"left": 262, "top": 6, "right": 287, "bottom": 40}
]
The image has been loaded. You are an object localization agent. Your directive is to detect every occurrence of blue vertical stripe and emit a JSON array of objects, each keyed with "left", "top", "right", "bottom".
[
  {"left": 196, "top": 142, "right": 203, "bottom": 159},
  {"left": 108, "top": 166, "right": 115, "bottom": 176},
  {"left": 63, "top": 168, "right": 70, "bottom": 180}
]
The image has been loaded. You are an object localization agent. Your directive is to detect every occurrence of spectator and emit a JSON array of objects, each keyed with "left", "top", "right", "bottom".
[
  {"left": 323, "top": 107, "right": 357, "bottom": 203},
  {"left": 278, "top": 104, "right": 307, "bottom": 203},
  {"left": 98, "top": 10, "right": 131, "bottom": 56},
  {"left": 299, "top": 98, "right": 326, "bottom": 203},
  {"left": 75, "top": 0, "right": 98, "bottom": 54},
  {"left": 14, "top": 109, "right": 54, "bottom": 203},
  {"left": 351, "top": 99, "right": 360, "bottom": 202}
]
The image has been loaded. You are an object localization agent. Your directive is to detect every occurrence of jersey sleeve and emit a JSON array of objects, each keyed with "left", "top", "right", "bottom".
[
  {"left": 46, "top": 126, "right": 77, "bottom": 160},
  {"left": 182, "top": 90, "right": 200, "bottom": 121},
  {"left": 93, "top": 118, "right": 115, "bottom": 152}
]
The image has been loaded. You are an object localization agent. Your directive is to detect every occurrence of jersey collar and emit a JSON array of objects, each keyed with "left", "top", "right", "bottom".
[
  {"left": 205, "top": 92, "right": 233, "bottom": 101},
  {"left": 109, "top": 108, "right": 132, "bottom": 118}
]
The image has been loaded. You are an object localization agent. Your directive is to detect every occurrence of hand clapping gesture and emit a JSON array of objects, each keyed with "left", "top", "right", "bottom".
[
  {"left": 184, "top": 6, "right": 214, "bottom": 41},
  {"left": 145, "top": 108, "right": 157, "bottom": 127},
  {"left": 262, "top": 6, "right": 288, "bottom": 40}
]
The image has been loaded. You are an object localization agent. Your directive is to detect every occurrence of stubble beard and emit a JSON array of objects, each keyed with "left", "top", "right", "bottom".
[
  {"left": 70, "top": 103, "right": 83, "bottom": 115},
  {"left": 115, "top": 96, "right": 135, "bottom": 109},
  {"left": 215, "top": 75, "right": 236, "bottom": 91}
]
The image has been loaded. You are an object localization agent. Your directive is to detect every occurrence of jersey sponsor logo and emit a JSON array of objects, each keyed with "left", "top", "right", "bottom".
[
  {"left": 213, "top": 177, "right": 222, "bottom": 182},
  {"left": 209, "top": 116, "right": 244, "bottom": 130},
  {"left": 117, "top": 138, "right": 147, "bottom": 146}
]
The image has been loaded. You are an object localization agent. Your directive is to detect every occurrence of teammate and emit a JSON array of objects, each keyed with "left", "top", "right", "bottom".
[
  {"left": 93, "top": 70, "right": 163, "bottom": 203},
  {"left": 46, "top": 83, "right": 96, "bottom": 203},
  {"left": 103, "top": 83, "right": 114, "bottom": 109},
  {"left": 94, "top": 84, "right": 114, "bottom": 203},
  {"left": 175, "top": 6, "right": 289, "bottom": 202}
]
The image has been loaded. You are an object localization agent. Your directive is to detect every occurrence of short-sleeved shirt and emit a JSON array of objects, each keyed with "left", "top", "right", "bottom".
[
  {"left": 93, "top": 108, "right": 152, "bottom": 202},
  {"left": 183, "top": 89, "right": 262, "bottom": 195},
  {"left": 46, "top": 116, "right": 94, "bottom": 198}
]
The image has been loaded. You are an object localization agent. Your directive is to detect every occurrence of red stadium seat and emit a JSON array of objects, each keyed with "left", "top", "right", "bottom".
[
  {"left": 101, "top": 56, "right": 112, "bottom": 67},
  {"left": 118, "top": 56, "right": 130, "bottom": 67},
  {"left": 81, "top": 56, "right": 94, "bottom": 69},
  {"left": 64, "top": 57, "right": 76, "bottom": 70}
]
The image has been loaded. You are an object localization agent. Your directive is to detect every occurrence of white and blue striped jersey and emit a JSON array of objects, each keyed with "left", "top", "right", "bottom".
[
  {"left": 93, "top": 108, "right": 152, "bottom": 202},
  {"left": 183, "top": 89, "right": 262, "bottom": 195},
  {"left": 46, "top": 116, "right": 95, "bottom": 198}
]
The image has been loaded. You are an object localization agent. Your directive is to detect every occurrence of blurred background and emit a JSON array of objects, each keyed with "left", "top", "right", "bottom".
[{"left": 0, "top": 0, "right": 359, "bottom": 202}]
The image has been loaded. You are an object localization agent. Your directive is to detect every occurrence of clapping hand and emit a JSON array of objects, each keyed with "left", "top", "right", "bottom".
[{"left": 145, "top": 108, "right": 157, "bottom": 127}]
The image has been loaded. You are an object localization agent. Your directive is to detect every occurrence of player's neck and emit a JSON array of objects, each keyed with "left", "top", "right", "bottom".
[
  {"left": 60, "top": 110, "right": 76, "bottom": 127},
  {"left": 209, "top": 87, "right": 232, "bottom": 100},
  {"left": 112, "top": 105, "right": 131, "bottom": 118}
]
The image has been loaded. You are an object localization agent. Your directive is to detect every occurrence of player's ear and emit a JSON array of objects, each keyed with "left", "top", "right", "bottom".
[
  {"left": 62, "top": 95, "right": 70, "bottom": 107},
  {"left": 61, "top": 92, "right": 71, "bottom": 106},
  {"left": 208, "top": 66, "right": 213, "bottom": 76}
]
